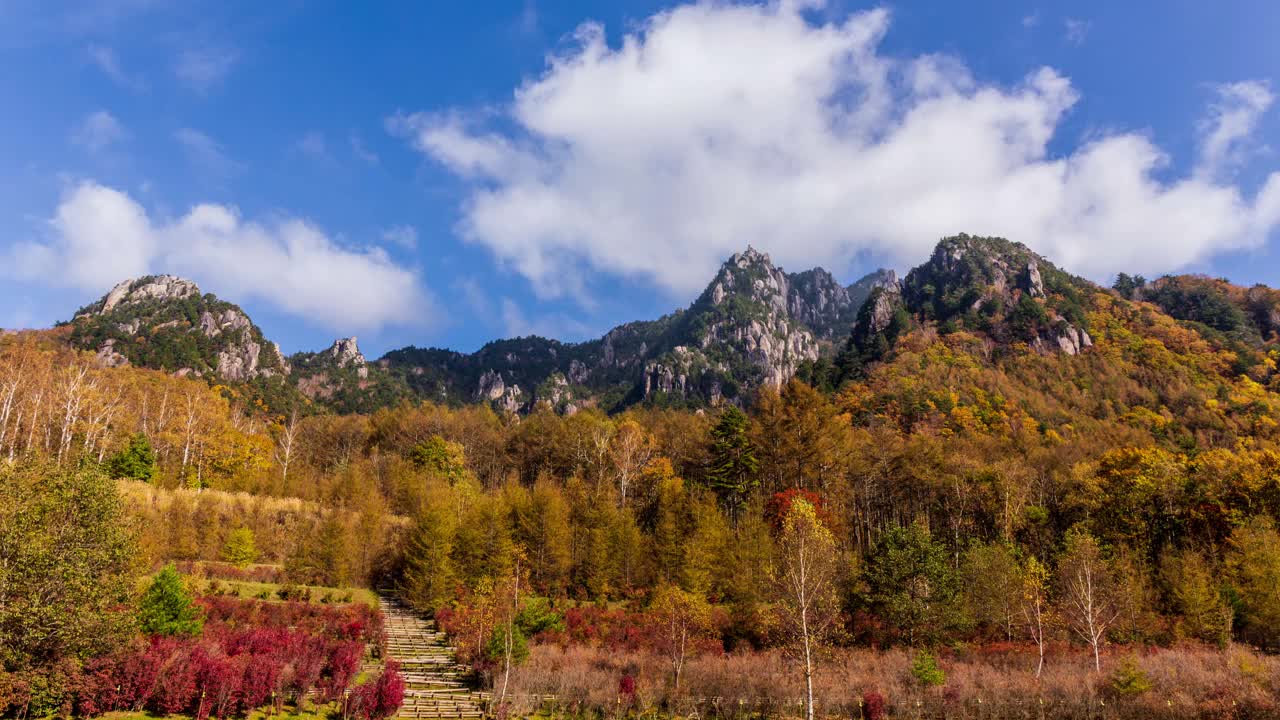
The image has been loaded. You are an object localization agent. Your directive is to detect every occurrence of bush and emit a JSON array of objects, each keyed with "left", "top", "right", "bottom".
[
  {"left": 1108, "top": 656, "right": 1152, "bottom": 696},
  {"left": 348, "top": 661, "right": 405, "bottom": 720},
  {"left": 861, "top": 690, "right": 887, "bottom": 720},
  {"left": 910, "top": 649, "right": 945, "bottom": 688}
]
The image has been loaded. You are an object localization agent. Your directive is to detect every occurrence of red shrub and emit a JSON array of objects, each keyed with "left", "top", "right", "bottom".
[
  {"left": 349, "top": 662, "right": 405, "bottom": 720},
  {"left": 862, "top": 690, "right": 887, "bottom": 720},
  {"left": 764, "top": 488, "right": 832, "bottom": 533}
]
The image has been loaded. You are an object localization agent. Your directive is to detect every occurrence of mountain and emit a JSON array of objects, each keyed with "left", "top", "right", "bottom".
[
  {"left": 66, "top": 275, "right": 290, "bottom": 382},
  {"left": 372, "top": 247, "right": 888, "bottom": 412},
  {"left": 64, "top": 237, "right": 1181, "bottom": 416}
]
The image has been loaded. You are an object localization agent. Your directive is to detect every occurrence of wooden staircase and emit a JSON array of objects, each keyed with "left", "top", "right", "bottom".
[{"left": 379, "top": 596, "right": 487, "bottom": 719}]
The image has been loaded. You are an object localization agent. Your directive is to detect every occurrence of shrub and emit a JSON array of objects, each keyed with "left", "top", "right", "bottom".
[
  {"left": 910, "top": 649, "right": 945, "bottom": 688},
  {"left": 349, "top": 661, "right": 405, "bottom": 720},
  {"left": 1108, "top": 656, "right": 1152, "bottom": 696},
  {"left": 861, "top": 690, "right": 887, "bottom": 720}
]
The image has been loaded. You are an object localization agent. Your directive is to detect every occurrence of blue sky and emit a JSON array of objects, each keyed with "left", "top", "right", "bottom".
[{"left": 3, "top": 1, "right": 1279, "bottom": 357}]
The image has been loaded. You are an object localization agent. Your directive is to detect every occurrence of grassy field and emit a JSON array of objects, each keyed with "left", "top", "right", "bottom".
[{"left": 138, "top": 572, "right": 380, "bottom": 607}]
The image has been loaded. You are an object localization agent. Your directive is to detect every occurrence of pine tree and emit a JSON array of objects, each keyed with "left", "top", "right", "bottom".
[
  {"left": 107, "top": 433, "right": 157, "bottom": 482},
  {"left": 706, "top": 406, "right": 757, "bottom": 519},
  {"left": 139, "top": 563, "right": 203, "bottom": 636}
]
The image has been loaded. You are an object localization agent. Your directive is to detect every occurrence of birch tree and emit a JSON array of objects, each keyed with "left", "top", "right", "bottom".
[
  {"left": 773, "top": 498, "right": 838, "bottom": 720},
  {"left": 1057, "top": 529, "right": 1119, "bottom": 673}
]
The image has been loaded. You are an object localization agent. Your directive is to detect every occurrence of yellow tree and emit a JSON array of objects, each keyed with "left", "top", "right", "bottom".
[
  {"left": 650, "top": 582, "right": 713, "bottom": 696},
  {"left": 773, "top": 498, "right": 838, "bottom": 720}
]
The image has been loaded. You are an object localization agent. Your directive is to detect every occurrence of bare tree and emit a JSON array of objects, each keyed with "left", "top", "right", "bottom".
[
  {"left": 608, "top": 420, "right": 652, "bottom": 507},
  {"left": 274, "top": 408, "right": 301, "bottom": 491},
  {"left": 773, "top": 498, "right": 838, "bottom": 720},
  {"left": 1057, "top": 529, "right": 1120, "bottom": 672}
]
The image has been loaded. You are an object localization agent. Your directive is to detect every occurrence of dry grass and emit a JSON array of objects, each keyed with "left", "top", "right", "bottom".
[{"left": 504, "top": 643, "right": 1280, "bottom": 719}]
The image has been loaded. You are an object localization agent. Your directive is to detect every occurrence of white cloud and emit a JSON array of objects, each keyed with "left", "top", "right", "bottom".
[
  {"left": 174, "top": 47, "right": 238, "bottom": 92},
  {"left": 1021, "top": 13, "right": 1039, "bottom": 29},
  {"left": 6, "top": 182, "right": 430, "bottom": 332},
  {"left": 1200, "top": 81, "right": 1274, "bottom": 179},
  {"left": 382, "top": 225, "right": 418, "bottom": 249},
  {"left": 397, "top": 2, "right": 1280, "bottom": 298},
  {"left": 71, "top": 110, "right": 127, "bottom": 153},
  {"left": 87, "top": 45, "right": 146, "bottom": 91},
  {"left": 1064, "top": 17, "right": 1089, "bottom": 45},
  {"left": 174, "top": 128, "right": 243, "bottom": 176}
]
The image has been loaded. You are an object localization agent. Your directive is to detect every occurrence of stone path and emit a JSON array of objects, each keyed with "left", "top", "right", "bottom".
[{"left": 379, "top": 596, "right": 486, "bottom": 719}]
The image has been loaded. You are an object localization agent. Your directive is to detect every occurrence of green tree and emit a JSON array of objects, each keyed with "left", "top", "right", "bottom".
[
  {"left": 409, "top": 435, "right": 470, "bottom": 484},
  {"left": 706, "top": 406, "right": 758, "bottom": 518},
  {"left": 962, "top": 542, "right": 1023, "bottom": 641},
  {"left": 107, "top": 433, "right": 157, "bottom": 482},
  {"left": 863, "top": 522, "right": 964, "bottom": 646},
  {"left": 139, "top": 563, "right": 204, "bottom": 636},
  {"left": 0, "top": 461, "right": 138, "bottom": 669},
  {"left": 221, "top": 527, "right": 257, "bottom": 567},
  {"left": 400, "top": 482, "right": 460, "bottom": 612}
]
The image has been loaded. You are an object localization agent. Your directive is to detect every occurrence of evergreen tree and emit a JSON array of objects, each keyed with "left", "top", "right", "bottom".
[
  {"left": 221, "top": 527, "right": 257, "bottom": 567},
  {"left": 107, "top": 433, "right": 157, "bottom": 482},
  {"left": 706, "top": 406, "right": 758, "bottom": 518},
  {"left": 139, "top": 563, "right": 203, "bottom": 636},
  {"left": 863, "top": 522, "right": 965, "bottom": 646}
]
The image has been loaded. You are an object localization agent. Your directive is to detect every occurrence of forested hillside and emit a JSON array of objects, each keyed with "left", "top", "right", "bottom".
[{"left": 7, "top": 236, "right": 1280, "bottom": 718}]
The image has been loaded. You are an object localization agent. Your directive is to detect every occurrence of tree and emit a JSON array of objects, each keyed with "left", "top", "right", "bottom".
[
  {"left": 962, "top": 542, "right": 1023, "bottom": 641},
  {"left": 221, "top": 527, "right": 258, "bottom": 567},
  {"left": 0, "top": 460, "right": 137, "bottom": 669},
  {"left": 650, "top": 583, "right": 713, "bottom": 695},
  {"left": 1226, "top": 517, "right": 1280, "bottom": 649},
  {"left": 1057, "top": 529, "right": 1119, "bottom": 672},
  {"left": 1160, "top": 549, "right": 1232, "bottom": 647},
  {"left": 1020, "top": 556, "right": 1053, "bottom": 677},
  {"left": 400, "top": 481, "right": 459, "bottom": 612},
  {"left": 863, "top": 522, "right": 964, "bottom": 646},
  {"left": 107, "top": 432, "right": 157, "bottom": 482},
  {"left": 773, "top": 498, "right": 838, "bottom": 720},
  {"left": 706, "top": 406, "right": 758, "bottom": 519},
  {"left": 139, "top": 562, "right": 204, "bottom": 636}
]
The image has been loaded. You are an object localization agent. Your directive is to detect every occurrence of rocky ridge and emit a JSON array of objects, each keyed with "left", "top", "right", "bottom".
[{"left": 62, "top": 237, "right": 1112, "bottom": 415}]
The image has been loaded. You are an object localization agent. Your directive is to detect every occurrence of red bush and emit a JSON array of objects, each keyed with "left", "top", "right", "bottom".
[
  {"left": 66, "top": 596, "right": 379, "bottom": 718},
  {"left": 862, "top": 690, "right": 887, "bottom": 720},
  {"left": 349, "top": 662, "right": 405, "bottom": 720},
  {"left": 764, "top": 488, "right": 833, "bottom": 533}
]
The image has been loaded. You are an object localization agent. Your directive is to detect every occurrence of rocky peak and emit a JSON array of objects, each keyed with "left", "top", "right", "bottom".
[
  {"left": 328, "top": 337, "right": 366, "bottom": 368},
  {"left": 898, "top": 234, "right": 1094, "bottom": 356},
  {"left": 69, "top": 274, "right": 289, "bottom": 382},
  {"left": 83, "top": 275, "right": 201, "bottom": 317},
  {"left": 702, "top": 246, "right": 790, "bottom": 315}
]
